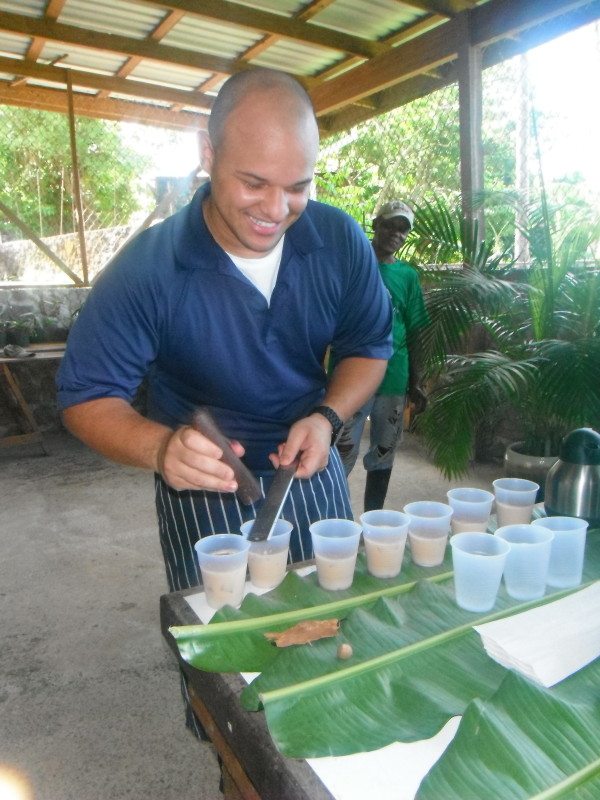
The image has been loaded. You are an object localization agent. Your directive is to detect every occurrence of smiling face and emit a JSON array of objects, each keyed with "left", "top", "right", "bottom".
[
  {"left": 201, "top": 88, "right": 319, "bottom": 258},
  {"left": 372, "top": 215, "right": 412, "bottom": 263}
]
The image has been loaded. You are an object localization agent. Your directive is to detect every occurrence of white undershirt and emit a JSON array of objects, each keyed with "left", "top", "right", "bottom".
[{"left": 227, "top": 235, "right": 285, "bottom": 305}]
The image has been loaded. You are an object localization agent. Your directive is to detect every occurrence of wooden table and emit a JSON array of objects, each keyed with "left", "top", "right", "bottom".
[
  {"left": 0, "top": 342, "right": 65, "bottom": 454},
  {"left": 160, "top": 588, "right": 335, "bottom": 800}
]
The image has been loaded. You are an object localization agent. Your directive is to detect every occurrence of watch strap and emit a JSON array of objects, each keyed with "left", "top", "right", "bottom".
[{"left": 312, "top": 405, "right": 344, "bottom": 444}]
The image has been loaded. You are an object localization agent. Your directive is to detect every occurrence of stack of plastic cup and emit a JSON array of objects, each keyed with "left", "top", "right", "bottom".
[
  {"left": 403, "top": 501, "right": 453, "bottom": 567},
  {"left": 447, "top": 488, "right": 494, "bottom": 534}
]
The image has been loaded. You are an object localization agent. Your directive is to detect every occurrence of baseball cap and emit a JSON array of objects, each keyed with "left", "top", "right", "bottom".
[{"left": 375, "top": 200, "right": 414, "bottom": 228}]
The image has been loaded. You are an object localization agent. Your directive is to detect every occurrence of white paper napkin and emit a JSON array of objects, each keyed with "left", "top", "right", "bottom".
[{"left": 474, "top": 581, "right": 600, "bottom": 687}]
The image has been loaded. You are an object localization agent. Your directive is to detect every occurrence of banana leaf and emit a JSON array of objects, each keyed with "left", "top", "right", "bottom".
[
  {"left": 244, "top": 574, "right": 597, "bottom": 758},
  {"left": 170, "top": 551, "right": 454, "bottom": 672},
  {"left": 416, "top": 659, "right": 600, "bottom": 799},
  {"left": 171, "top": 533, "right": 599, "bottom": 761}
]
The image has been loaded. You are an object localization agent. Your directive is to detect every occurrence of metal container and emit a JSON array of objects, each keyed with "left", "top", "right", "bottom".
[{"left": 544, "top": 428, "right": 600, "bottom": 527}]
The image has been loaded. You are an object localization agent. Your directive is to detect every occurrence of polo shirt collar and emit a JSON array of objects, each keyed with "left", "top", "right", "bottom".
[{"left": 172, "top": 182, "right": 324, "bottom": 271}]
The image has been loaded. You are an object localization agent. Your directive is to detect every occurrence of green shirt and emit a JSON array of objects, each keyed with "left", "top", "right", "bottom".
[{"left": 376, "top": 258, "right": 429, "bottom": 396}]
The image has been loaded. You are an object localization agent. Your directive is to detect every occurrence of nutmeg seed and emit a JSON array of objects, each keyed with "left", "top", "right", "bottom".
[{"left": 337, "top": 642, "right": 353, "bottom": 660}]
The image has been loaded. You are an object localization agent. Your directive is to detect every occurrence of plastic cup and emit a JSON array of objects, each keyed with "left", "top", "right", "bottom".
[
  {"left": 194, "top": 534, "right": 251, "bottom": 610},
  {"left": 494, "top": 524, "right": 554, "bottom": 600},
  {"left": 447, "top": 488, "right": 494, "bottom": 534},
  {"left": 450, "top": 532, "right": 511, "bottom": 612},
  {"left": 531, "top": 516, "right": 589, "bottom": 588},
  {"left": 404, "top": 501, "right": 453, "bottom": 567},
  {"left": 360, "top": 510, "right": 410, "bottom": 579},
  {"left": 493, "top": 478, "right": 540, "bottom": 527},
  {"left": 240, "top": 519, "right": 293, "bottom": 589},
  {"left": 310, "top": 519, "right": 362, "bottom": 590}
]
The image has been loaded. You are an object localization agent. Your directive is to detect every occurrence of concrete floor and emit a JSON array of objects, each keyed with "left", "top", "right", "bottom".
[{"left": 0, "top": 428, "right": 500, "bottom": 800}]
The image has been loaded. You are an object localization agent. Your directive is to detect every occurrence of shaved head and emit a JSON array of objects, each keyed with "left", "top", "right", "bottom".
[{"left": 208, "top": 68, "right": 317, "bottom": 149}]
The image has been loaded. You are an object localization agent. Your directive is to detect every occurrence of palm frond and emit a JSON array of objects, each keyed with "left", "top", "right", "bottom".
[{"left": 418, "top": 352, "right": 541, "bottom": 478}]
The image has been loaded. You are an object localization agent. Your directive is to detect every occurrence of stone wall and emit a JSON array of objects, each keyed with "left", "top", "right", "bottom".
[
  {"left": 0, "top": 226, "right": 133, "bottom": 284},
  {"left": 0, "top": 285, "right": 89, "bottom": 333},
  {"left": 0, "top": 286, "right": 89, "bottom": 437}
]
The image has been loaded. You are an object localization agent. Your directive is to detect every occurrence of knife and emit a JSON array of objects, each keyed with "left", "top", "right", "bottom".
[
  {"left": 247, "top": 460, "right": 298, "bottom": 542},
  {"left": 191, "top": 408, "right": 262, "bottom": 505}
]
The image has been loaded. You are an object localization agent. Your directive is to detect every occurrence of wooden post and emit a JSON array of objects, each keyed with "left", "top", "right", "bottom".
[
  {"left": 66, "top": 70, "right": 89, "bottom": 285},
  {"left": 457, "top": 11, "right": 484, "bottom": 240}
]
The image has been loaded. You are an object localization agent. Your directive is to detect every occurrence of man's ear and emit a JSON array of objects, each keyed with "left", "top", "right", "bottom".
[{"left": 200, "top": 132, "right": 214, "bottom": 175}]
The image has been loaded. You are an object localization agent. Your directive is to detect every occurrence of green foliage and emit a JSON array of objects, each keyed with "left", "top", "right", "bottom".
[
  {"left": 315, "top": 64, "right": 517, "bottom": 230},
  {"left": 406, "top": 193, "right": 600, "bottom": 477},
  {"left": 0, "top": 107, "right": 149, "bottom": 238}
]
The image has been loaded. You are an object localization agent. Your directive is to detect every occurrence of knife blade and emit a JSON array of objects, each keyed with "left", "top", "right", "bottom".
[
  {"left": 247, "top": 460, "right": 298, "bottom": 542},
  {"left": 191, "top": 408, "right": 262, "bottom": 505}
]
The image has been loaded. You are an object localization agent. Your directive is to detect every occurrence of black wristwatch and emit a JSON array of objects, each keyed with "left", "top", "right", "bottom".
[{"left": 312, "top": 405, "right": 344, "bottom": 445}]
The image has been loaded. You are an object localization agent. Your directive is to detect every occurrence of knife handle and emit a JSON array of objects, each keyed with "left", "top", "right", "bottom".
[{"left": 191, "top": 408, "right": 262, "bottom": 505}]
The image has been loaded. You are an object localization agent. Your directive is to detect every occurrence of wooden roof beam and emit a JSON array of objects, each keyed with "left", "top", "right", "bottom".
[
  {"left": 0, "top": 56, "right": 214, "bottom": 110},
  {"left": 97, "top": 8, "right": 185, "bottom": 99},
  {"left": 0, "top": 10, "right": 240, "bottom": 76},
  {"left": 319, "top": 0, "right": 600, "bottom": 134},
  {"left": 24, "top": 0, "right": 67, "bottom": 61},
  {"left": 0, "top": 83, "right": 205, "bottom": 130},
  {"left": 310, "top": 0, "right": 594, "bottom": 115},
  {"left": 134, "top": 0, "right": 385, "bottom": 59}
]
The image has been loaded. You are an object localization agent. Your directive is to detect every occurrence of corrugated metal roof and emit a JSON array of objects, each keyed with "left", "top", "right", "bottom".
[
  {"left": 40, "top": 42, "right": 127, "bottom": 75},
  {"left": 0, "top": 0, "right": 591, "bottom": 133},
  {"left": 252, "top": 39, "right": 344, "bottom": 76},
  {"left": 233, "top": 0, "right": 304, "bottom": 15},
  {"left": 162, "top": 15, "right": 262, "bottom": 60},
  {"left": 60, "top": 0, "right": 164, "bottom": 40},
  {"left": 129, "top": 61, "right": 212, "bottom": 92},
  {"left": 0, "top": 0, "right": 44, "bottom": 17},
  {"left": 313, "top": 0, "right": 422, "bottom": 39},
  {"left": 0, "top": 32, "right": 30, "bottom": 57}
]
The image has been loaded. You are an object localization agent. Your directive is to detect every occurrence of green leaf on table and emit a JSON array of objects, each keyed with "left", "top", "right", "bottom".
[
  {"left": 416, "top": 658, "right": 600, "bottom": 799},
  {"left": 169, "top": 552, "right": 453, "bottom": 672},
  {"left": 170, "top": 534, "right": 600, "bottom": 763},
  {"left": 247, "top": 580, "right": 510, "bottom": 756}
]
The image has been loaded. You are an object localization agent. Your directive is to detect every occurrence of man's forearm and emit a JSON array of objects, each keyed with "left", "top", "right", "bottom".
[
  {"left": 62, "top": 397, "right": 173, "bottom": 472},
  {"left": 322, "top": 356, "right": 387, "bottom": 421}
]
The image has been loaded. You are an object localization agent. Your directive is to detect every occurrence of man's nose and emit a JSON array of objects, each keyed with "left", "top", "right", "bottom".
[{"left": 261, "top": 187, "right": 289, "bottom": 221}]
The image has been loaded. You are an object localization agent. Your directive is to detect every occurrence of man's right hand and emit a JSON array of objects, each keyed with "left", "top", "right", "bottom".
[
  {"left": 158, "top": 425, "right": 243, "bottom": 493},
  {"left": 62, "top": 397, "right": 242, "bottom": 495}
]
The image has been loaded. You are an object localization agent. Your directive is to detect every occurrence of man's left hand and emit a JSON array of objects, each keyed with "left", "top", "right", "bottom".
[{"left": 269, "top": 414, "right": 332, "bottom": 479}]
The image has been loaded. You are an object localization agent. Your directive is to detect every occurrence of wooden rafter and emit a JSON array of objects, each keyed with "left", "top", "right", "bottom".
[
  {"left": 133, "top": 0, "right": 386, "bottom": 59},
  {"left": 96, "top": 9, "right": 185, "bottom": 99},
  {"left": 310, "top": 0, "right": 594, "bottom": 114},
  {"left": 0, "top": 0, "right": 595, "bottom": 132},
  {"left": 0, "top": 83, "right": 206, "bottom": 130},
  {"left": 0, "top": 56, "right": 213, "bottom": 111}
]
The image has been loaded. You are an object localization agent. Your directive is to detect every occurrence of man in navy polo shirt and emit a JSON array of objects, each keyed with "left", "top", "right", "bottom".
[{"left": 57, "top": 68, "right": 392, "bottom": 587}]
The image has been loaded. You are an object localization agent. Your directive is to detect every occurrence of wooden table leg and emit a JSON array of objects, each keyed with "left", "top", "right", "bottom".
[
  {"left": 187, "top": 685, "right": 261, "bottom": 800},
  {"left": 1, "top": 363, "right": 48, "bottom": 455}
]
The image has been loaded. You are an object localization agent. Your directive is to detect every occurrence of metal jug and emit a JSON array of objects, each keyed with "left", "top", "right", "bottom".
[{"left": 544, "top": 428, "right": 600, "bottom": 527}]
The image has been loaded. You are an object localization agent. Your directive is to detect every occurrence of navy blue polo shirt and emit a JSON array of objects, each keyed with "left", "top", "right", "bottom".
[{"left": 57, "top": 184, "right": 392, "bottom": 470}]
